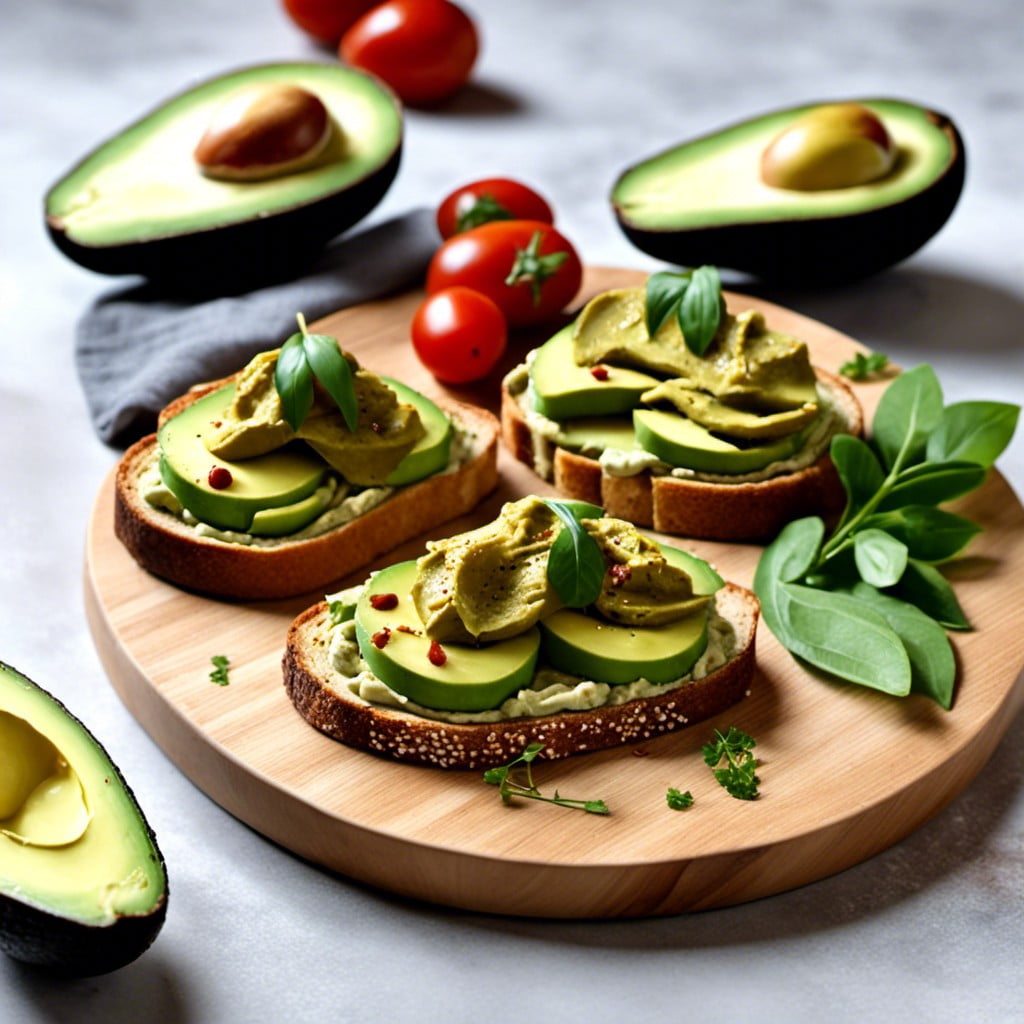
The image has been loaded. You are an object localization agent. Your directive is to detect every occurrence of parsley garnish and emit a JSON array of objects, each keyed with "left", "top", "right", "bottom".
[
  {"left": 209, "top": 654, "right": 231, "bottom": 686},
  {"left": 702, "top": 727, "right": 760, "bottom": 800},
  {"left": 483, "top": 743, "right": 609, "bottom": 814},
  {"left": 666, "top": 788, "right": 694, "bottom": 810},
  {"left": 840, "top": 351, "right": 889, "bottom": 380}
]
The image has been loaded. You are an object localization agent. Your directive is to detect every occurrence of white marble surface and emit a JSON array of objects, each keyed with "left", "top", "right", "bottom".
[{"left": 2, "top": 1, "right": 1022, "bottom": 1020}]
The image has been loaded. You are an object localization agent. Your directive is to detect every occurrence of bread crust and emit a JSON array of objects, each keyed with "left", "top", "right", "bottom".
[
  {"left": 501, "top": 368, "right": 862, "bottom": 541},
  {"left": 282, "top": 584, "right": 759, "bottom": 770},
  {"left": 114, "top": 384, "right": 500, "bottom": 600}
]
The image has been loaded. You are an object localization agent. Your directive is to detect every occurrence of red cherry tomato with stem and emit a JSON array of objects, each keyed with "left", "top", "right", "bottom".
[
  {"left": 340, "top": 0, "right": 479, "bottom": 107},
  {"left": 411, "top": 286, "right": 507, "bottom": 384},
  {"left": 436, "top": 178, "right": 555, "bottom": 239},
  {"left": 280, "top": 0, "right": 379, "bottom": 44},
  {"left": 426, "top": 221, "right": 582, "bottom": 328}
]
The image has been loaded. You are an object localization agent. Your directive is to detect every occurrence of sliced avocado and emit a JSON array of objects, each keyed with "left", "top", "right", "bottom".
[
  {"left": 158, "top": 384, "right": 327, "bottom": 533},
  {"left": 45, "top": 63, "right": 403, "bottom": 292},
  {"left": 612, "top": 98, "right": 964, "bottom": 283},
  {"left": 555, "top": 417, "right": 637, "bottom": 456},
  {"left": 538, "top": 604, "right": 708, "bottom": 685},
  {"left": 355, "top": 561, "right": 541, "bottom": 712},
  {"left": 659, "top": 543, "right": 724, "bottom": 596},
  {"left": 530, "top": 325, "right": 661, "bottom": 420},
  {"left": 383, "top": 379, "right": 453, "bottom": 486},
  {"left": 634, "top": 408, "right": 810, "bottom": 474},
  {"left": 0, "top": 662, "right": 166, "bottom": 975},
  {"left": 640, "top": 380, "right": 818, "bottom": 440}
]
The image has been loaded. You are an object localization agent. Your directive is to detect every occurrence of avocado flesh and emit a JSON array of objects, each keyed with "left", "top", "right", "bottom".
[
  {"left": 659, "top": 543, "right": 724, "bottom": 597},
  {"left": 0, "top": 662, "right": 166, "bottom": 975},
  {"left": 612, "top": 99, "right": 964, "bottom": 282},
  {"left": 539, "top": 605, "right": 708, "bottom": 686},
  {"left": 45, "top": 63, "right": 402, "bottom": 289},
  {"left": 355, "top": 562, "right": 541, "bottom": 712},
  {"left": 158, "top": 385, "right": 328, "bottom": 534},
  {"left": 530, "top": 325, "right": 660, "bottom": 420},
  {"left": 382, "top": 379, "right": 453, "bottom": 486},
  {"left": 634, "top": 407, "right": 812, "bottom": 474},
  {"left": 555, "top": 417, "right": 636, "bottom": 456}
]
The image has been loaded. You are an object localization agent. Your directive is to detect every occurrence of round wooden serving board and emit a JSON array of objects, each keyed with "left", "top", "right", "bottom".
[{"left": 84, "top": 267, "right": 1024, "bottom": 918}]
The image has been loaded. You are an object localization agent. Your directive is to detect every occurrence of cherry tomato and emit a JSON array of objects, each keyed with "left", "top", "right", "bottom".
[
  {"left": 340, "top": 0, "right": 479, "bottom": 107},
  {"left": 436, "top": 178, "right": 555, "bottom": 239},
  {"left": 411, "top": 286, "right": 507, "bottom": 383},
  {"left": 426, "top": 221, "right": 583, "bottom": 328},
  {"left": 280, "top": 0, "right": 379, "bottom": 44}
]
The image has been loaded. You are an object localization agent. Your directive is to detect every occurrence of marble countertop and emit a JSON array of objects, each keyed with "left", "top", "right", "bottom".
[{"left": 2, "top": 1, "right": 1021, "bottom": 1020}]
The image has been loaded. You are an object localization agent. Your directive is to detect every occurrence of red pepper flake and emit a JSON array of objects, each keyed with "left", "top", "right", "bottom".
[
  {"left": 427, "top": 641, "right": 447, "bottom": 667},
  {"left": 371, "top": 628, "right": 391, "bottom": 649},
  {"left": 590, "top": 365, "right": 610, "bottom": 381},
  {"left": 536, "top": 529, "right": 552, "bottom": 541},
  {"left": 397, "top": 625, "right": 420, "bottom": 635},
  {"left": 370, "top": 421, "right": 384, "bottom": 434},
  {"left": 208, "top": 466, "right": 233, "bottom": 490},
  {"left": 369, "top": 592, "right": 399, "bottom": 611},
  {"left": 609, "top": 564, "right": 632, "bottom": 587}
]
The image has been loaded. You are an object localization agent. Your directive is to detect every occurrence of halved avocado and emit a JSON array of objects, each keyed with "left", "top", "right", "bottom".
[
  {"left": 45, "top": 63, "right": 403, "bottom": 292},
  {"left": 611, "top": 99, "right": 964, "bottom": 283},
  {"left": 0, "top": 662, "right": 167, "bottom": 975}
]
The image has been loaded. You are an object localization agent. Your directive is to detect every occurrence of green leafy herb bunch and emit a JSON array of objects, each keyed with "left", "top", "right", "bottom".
[{"left": 754, "top": 364, "right": 1018, "bottom": 708}]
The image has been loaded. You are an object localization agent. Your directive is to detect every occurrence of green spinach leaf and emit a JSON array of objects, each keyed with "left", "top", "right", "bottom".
[
  {"left": 871, "top": 364, "right": 944, "bottom": 470},
  {"left": 926, "top": 400, "right": 1020, "bottom": 468}
]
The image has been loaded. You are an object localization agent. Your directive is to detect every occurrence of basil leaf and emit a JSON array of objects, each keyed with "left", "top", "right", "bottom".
[
  {"left": 542, "top": 500, "right": 606, "bottom": 608},
  {"left": 854, "top": 528, "right": 908, "bottom": 588},
  {"left": 926, "top": 400, "right": 1020, "bottom": 468},
  {"left": 877, "top": 460, "right": 987, "bottom": 511},
  {"left": 891, "top": 559, "right": 970, "bottom": 630},
  {"left": 850, "top": 583, "right": 955, "bottom": 708},
  {"left": 862, "top": 506, "right": 980, "bottom": 563},
  {"left": 676, "top": 264, "right": 722, "bottom": 356},
  {"left": 274, "top": 332, "right": 314, "bottom": 432},
  {"left": 302, "top": 332, "right": 358, "bottom": 432},
  {"left": 872, "top": 364, "right": 944, "bottom": 471},
  {"left": 645, "top": 271, "right": 689, "bottom": 336},
  {"left": 839, "top": 351, "right": 889, "bottom": 380},
  {"left": 830, "top": 433, "right": 884, "bottom": 518},
  {"left": 753, "top": 516, "right": 825, "bottom": 646},
  {"left": 773, "top": 582, "right": 911, "bottom": 695}
]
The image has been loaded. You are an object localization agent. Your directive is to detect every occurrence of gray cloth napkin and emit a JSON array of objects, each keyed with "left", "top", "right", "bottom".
[{"left": 75, "top": 209, "right": 438, "bottom": 448}]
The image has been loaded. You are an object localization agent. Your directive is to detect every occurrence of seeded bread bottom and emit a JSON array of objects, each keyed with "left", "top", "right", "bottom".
[{"left": 282, "top": 583, "right": 759, "bottom": 770}]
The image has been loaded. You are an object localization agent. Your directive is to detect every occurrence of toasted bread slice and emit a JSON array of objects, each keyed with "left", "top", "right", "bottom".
[
  {"left": 501, "top": 368, "right": 861, "bottom": 541},
  {"left": 282, "top": 583, "right": 759, "bottom": 769},
  {"left": 114, "top": 383, "right": 500, "bottom": 600}
]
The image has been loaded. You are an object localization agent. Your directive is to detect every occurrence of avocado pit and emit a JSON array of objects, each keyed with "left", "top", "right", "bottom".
[
  {"left": 194, "top": 83, "right": 333, "bottom": 181},
  {"left": 760, "top": 102, "right": 896, "bottom": 191}
]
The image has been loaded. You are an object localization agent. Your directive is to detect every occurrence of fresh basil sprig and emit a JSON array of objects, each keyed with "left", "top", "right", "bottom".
[
  {"left": 754, "top": 364, "right": 1019, "bottom": 709},
  {"left": 542, "top": 499, "right": 605, "bottom": 607},
  {"left": 645, "top": 265, "right": 722, "bottom": 356},
  {"left": 274, "top": 313, "right": 359, "bottom": 432}
]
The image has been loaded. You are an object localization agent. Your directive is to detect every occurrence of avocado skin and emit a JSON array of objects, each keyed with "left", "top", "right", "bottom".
[
  {"left": 0, "top": 662, "right": 167, "bottom": 976},
  {"left": 612, "top": 105, "right": 965, "bottom": 284},
  {"left": 45, "top": 146, "right": 401, "bottom": 295},
  {"left": 44, "top": 63, "right": 403, "bottom": 295}
]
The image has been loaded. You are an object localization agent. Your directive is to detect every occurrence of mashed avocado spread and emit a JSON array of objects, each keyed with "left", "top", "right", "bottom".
[
  {"left": 322, "top": 497, "right": 733, "bottom": 720},
  {"left": 508, "top": 283, "right": 852, "bottom": 482}
]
